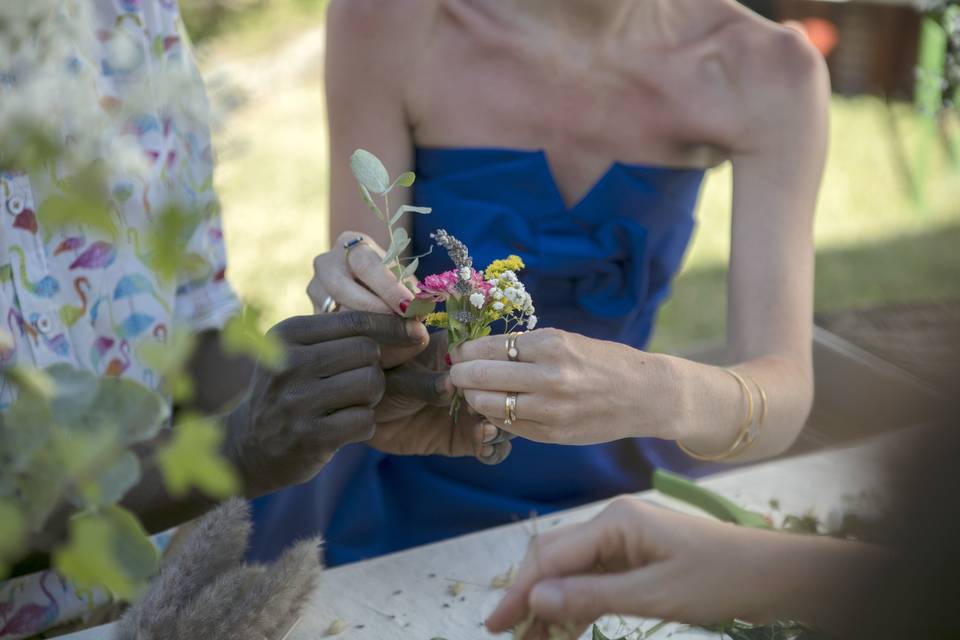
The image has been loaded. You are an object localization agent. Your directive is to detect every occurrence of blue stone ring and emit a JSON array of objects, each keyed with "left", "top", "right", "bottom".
[{"left": 343, "top": 236, "right": 365, "bottom": 252}]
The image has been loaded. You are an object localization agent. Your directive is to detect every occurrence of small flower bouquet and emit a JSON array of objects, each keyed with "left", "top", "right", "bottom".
[{"left": 350, "top": 149, "right": 536, "bottom": 417}]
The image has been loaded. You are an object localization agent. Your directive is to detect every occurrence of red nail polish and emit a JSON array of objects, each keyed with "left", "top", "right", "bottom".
[
  {"left": 399, "top": 301, "right": 408, "bottom": 313},
  {"left": 444, "top": 353, "right": 452, "bottom": 367}
]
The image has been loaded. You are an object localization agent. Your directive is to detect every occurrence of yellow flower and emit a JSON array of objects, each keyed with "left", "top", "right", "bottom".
[
  {"left": 484, "top": 255, "right": 525, "bottom": 281},
  {"left": 424, "top": 311, "right": 449, "bottom": 328}
]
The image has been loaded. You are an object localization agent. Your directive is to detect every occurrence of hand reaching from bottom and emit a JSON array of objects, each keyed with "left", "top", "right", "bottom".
[{"left": 486, "top": 497, "right": 888, "bottom": 638}]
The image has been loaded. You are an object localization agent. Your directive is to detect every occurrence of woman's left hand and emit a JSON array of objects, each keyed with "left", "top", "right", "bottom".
[{"left": 450, "top": 328, "right": 676, "bottom": 445}]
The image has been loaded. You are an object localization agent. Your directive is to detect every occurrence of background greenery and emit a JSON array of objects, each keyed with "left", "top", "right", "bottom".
[{"left": 185, "top": 0, "right": 960, "bottom": 353}]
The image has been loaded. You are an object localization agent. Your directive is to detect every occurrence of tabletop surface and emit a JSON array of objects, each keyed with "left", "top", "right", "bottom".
[{"left": 63, "top": 427, "right": 909, "bottom": 640}]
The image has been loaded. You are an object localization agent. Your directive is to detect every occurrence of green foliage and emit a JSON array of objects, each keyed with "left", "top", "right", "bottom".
[
  {"left": 53, "top": 506, "right": 158, "bottom": 600},
  {"left": 146, "top": 205, "right": 203, "bottom": 283},
  {"left": 0, "top": 500, "right": 24, "bottom": 578},
  {"left": 349, "top": 148, "right": 431, "bottom": 292},
  {"left": 137, "top": 329, "right": 198, "bottom": 402},
  {"left": 222, "top": 306, "right": 286, "bottom": 371},
  {"left": 0, "top": 364, "right": 169, "bottom": 534},
  {"left": 157, "top": 415, "right": 239, "bottom": 498},
  {"left": 37, "top": 162, "right": 117, "bottom": 240},
  {"left": 350, "top": 149, "right": 391, "bottom": 195}
]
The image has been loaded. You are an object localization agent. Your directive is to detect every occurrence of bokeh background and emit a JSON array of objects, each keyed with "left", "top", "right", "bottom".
[{"left": 182, "top": 0, "right": 960, "bottom": 354}]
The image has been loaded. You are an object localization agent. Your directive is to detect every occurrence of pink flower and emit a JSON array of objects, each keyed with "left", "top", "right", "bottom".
[
  {"left": 415, "top": 268, "right": 491, "bottom": 302},
  {"left": 416, "top": 269, "right": 460, "bottom": 301}
]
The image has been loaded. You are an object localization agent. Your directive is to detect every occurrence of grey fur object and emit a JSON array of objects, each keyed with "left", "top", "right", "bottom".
[{"left": 114, "top": 499, "right": 321, "bottom": 640}]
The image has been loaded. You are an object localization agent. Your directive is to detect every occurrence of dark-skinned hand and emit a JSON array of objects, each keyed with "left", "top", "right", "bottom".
[
  {"left": 371, "top": 331, "right": 514, "bottom": 465},
  {"left": 223, "top": 311, "right": 429, "bottom": 497}
]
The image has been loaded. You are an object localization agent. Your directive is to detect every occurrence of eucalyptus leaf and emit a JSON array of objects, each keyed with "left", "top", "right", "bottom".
[
  {"left": 79, "top": 377, "right": 169, "bottom": 445},
  {"left": 1, "top": 364, "right": 55, "bottom": 399},
  {"left": 146, "top": 205, "right": 203, "bottom": 284},
  {"left": 390, "top": 204, "right": 431, "bottom": 225},
  {"left": 45, "top": 364, "right": 99, "bottom": 420},
  {"left": 136, "top": 331, "right": 197, "bottom": 377},
  {"left": 401, "top": 298, "right": 436, "bottom": 319},
  {"left": 350, "top": 149, "right": 391, "bottom": 194},
  {"left": 359, "top": 184, "right": 385, "bottom": 221},
  {"left": 79, "top": 450, "right": 141, "bottom": 507},
  {"left": 382, "top": 228, "right": 412, "bottom": 265},
  {"left": 157, "top": 416, "right": 239, "bottom": 499},
  {"left": 400, "top": 257, "right": 419, "bottom": 281},
  {"left": 2, "top": 390, "right": 54, "bottom": 468},
  {"left": 392, "top": 171, "right": 416, "bottom": 188},
  {"left": 54, "top": 505, "right": 158, "bottom": 600},
  {"left": 221, "top": 308, "right": 286, "bottom": 372}
]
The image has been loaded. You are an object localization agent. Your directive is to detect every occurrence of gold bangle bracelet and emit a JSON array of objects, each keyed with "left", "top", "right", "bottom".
[
  {"left": 677, "top": 368, "right": 755, "bottom": 462},
  {"left": 742, "top": 373, "right": 768, "bottom": 447}
]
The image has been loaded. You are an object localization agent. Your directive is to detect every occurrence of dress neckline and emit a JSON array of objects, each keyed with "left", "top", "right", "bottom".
[{"left": 415, "top": 145, "right": 705, "bottom": 211}]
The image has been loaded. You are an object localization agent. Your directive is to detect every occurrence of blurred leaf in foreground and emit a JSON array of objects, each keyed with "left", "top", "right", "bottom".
[
  {"left": 54, "top": 506, "right": 158, "bottom": 600},
  {"left": 0, "top": 500, "right": 25, "bottom": 578},
  {"left": 221, "top": 307, "right": 285, "bottom": 371},
  {"left": 157, "top": 415, "right": 239, "bottom": 499}
]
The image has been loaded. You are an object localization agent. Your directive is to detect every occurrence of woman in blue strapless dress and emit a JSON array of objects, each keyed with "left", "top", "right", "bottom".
[{"left": 250, "top": 0, "right": 828, "bottom": 565}]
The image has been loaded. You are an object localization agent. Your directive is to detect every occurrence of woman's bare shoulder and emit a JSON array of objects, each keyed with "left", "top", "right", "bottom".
[
  {"left": 659, "top": 0, "right": 829, "bottom": 145},
  {"left": 326, "top": 0, "right": 439, "bottom": 45}
]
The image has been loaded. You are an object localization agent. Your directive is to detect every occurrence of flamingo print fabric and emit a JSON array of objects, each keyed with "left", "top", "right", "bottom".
[
  {"left": 0, "top": 0, "right": 238, "bottom": 411},
  {"left": 0, "top": 1, "right": 238, "bottom": 637}
]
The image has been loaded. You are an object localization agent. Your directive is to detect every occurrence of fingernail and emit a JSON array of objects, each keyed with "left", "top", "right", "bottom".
[
  {"left": 444, "top": 353, "right": 452, "bottom": 367},
  {"left": 399, "top": 300, "right": 409, "bottom": 314},
  {"left": 482, "top": 422, "right": 498, "bottom": 444},
  {"left": 530, "top": 583, "right": 564, "bottom": 613},
  {"left": 480, "top": 444, "right": 494, "bottom": 458}
]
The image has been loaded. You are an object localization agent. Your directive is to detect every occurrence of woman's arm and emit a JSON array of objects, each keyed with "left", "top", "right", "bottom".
[
  {"left": 678, "top": 25, "right": 830, "bottom": 460},
  {"left": 450, "top": 24, "right": 829, "bottom": 461},
  {"left": 308, "top": 0, "right": 426, "bottom": 316}
]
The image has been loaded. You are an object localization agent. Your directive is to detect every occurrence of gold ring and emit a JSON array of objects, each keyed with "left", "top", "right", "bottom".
[
  {"left": 506, "top": 332, "right": 520, "bottom": 362},
  {"left": 504, "top": 392, "right": 518, "bottom": 426},
  {"left": 319, "top": 295, "right": 339, "bottom": 314}
]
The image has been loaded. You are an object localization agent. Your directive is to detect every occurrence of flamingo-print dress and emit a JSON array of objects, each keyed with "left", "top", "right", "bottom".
[{"left": 0, "top": 1, "right": 238, "bottom": 637}]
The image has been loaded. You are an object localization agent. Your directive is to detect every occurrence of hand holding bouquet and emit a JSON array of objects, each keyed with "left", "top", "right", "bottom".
[{"left": 349, "top": 149, "right": 537, "bottom": 419}]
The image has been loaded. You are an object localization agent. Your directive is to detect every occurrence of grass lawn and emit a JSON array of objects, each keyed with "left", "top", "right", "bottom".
[{"left": 192, "top": 3, "right": 960, "bottom": 351}]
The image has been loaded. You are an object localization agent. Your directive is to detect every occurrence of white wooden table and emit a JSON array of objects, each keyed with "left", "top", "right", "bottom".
[{"left": 64, "top": 427, "right": 910, "bottom": 640}]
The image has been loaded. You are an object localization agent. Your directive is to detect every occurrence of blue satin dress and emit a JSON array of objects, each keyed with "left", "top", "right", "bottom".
[{"left": 249, "top": 147, "right": 709, "bottom": 566}]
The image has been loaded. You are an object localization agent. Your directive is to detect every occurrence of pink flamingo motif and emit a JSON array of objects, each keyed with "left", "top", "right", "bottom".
[
  {"left": 59, "top": 277, "right": 91, "bottom": 327},
  {"left": 53, "top": 236, "right": 86, "bottom": 256},
  {"left": 0, "top": 571, "right": 60, "bottom": 637},
  {"left": 105, "top": 339, "right": 131, "bottom": 376},
  {"left": 69, "top": 240, "right": 116, "bottom": 270},
  {"left": 90, "top": 336, "right": 115, "bottom": 372},
  {"left": 12, "top": 208, "right": 37, "bottom": 234}
]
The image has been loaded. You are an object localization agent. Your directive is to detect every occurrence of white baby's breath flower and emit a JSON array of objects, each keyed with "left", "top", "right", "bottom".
[
  {"left": 459, "top": 267, "right": 472, "bottom": 282},
  {"left": 469, "top": 292, "right": 485, "bottom": 308},
  {"left": 488, "top": 278, "right": 499, "bottom": 286},
  {"left": 527, "top": 315, "right": 538, "bottom": 330},
  {"left": 492, "top": 301, "right": 504, "bottom": 312},
  {"left": 491, "top": 288, "right": 503, "bottom": 300}
]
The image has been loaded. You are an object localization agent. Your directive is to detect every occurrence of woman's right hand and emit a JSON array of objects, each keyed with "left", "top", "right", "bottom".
[
  {"left": 485, "top": 497, "right": 881, "bottom": 638},
  {"left": 308, "top": 230, "right": 415, "bottom": 316}
]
